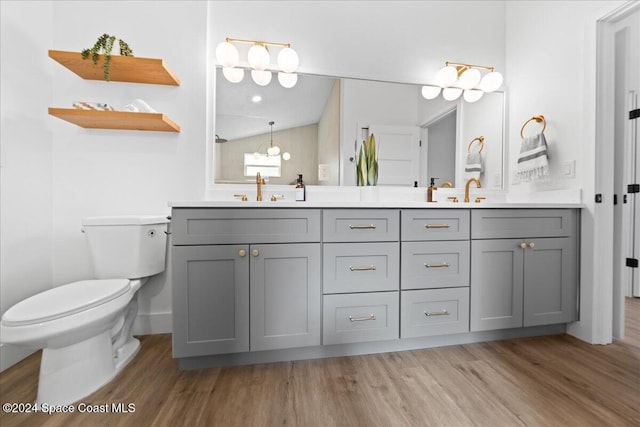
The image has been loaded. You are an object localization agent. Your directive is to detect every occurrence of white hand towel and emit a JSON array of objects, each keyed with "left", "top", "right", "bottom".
[
  {"left": 516, "top": 132, "right": 550, "bottom": 182},
  {"left": 464, "top": 151, "right": 483, "bottom": 180}
]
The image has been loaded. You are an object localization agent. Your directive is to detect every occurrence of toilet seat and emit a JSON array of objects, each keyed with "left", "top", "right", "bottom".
[{"left": 1, "top": 279, "right": 131, "bottom": 327}]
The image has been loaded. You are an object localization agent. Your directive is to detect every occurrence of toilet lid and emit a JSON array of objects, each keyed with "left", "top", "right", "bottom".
[{"left": 1, "top": 279, "right": 131, "bottom": 327}]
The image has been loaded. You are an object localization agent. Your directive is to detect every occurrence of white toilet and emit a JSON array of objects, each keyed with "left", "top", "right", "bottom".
[{"left": 0, "top": 215, "right": 169, "bottom": 406}]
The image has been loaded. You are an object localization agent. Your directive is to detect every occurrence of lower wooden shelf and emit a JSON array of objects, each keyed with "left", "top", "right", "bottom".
[{"left": 48, "top": 108, "right": 180, "bottom": 132}]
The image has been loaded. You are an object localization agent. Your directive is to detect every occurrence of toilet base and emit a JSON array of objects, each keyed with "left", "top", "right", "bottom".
[{"left": 36, "top": 331, "right": 140, "bottom": 406}]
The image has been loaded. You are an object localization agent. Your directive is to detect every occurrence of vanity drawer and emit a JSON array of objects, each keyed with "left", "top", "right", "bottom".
[
  {"left": 401, "top": 288, "right": 469, "bottom": 338},
  {"left": 323, "top": 292, "right": 399, "bottom": 345},
  {"left": 471, "top": 209, "right": 577, "bottom": 239},
  {"left": 323, "top": 209, "right": 399, "bottom": 242},
  {"left": 401, "top": 241, "right": 470, "bottom": 290},
  {"left": 171, "top": 208, "right": 321, "bottom": 245},
  {"left": 323, "top": 242, "right": 399, "bottom": 294},
  {"left": 401, "top": 210, "right": 470, "bottom": 241}
]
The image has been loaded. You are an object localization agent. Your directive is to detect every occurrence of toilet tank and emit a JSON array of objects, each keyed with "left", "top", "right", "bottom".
[{"left": 82, "top": 215, "right": 169, "bottom": 279}]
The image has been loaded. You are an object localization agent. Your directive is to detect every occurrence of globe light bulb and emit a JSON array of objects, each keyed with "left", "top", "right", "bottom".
[
  {"left": 282, "top": 152, "right": 291, "bottom": 161},
  {"left": 458, "top": 68, "right": 481, "bottom": 90},
  {"left": 480, "top": 71, "right": 504, "bottom": 92},
  {"left": 215, "top": 42, "right": 239, "bottom": 68},
  {"left": 278, "top": 72, "right": 298, "bottom": 88},
  {"left": 421, "top": 85, "right": 441, "bottom": 100},
  {"left": 442, "top": 87, "right": 462, "bottom": 101},
  {"left": 277, "top": 47, "right": 299, "bottom": 73},
  {"left": 251, "top": 70, "right": 272, "bottom": 86},
  {"left": 222, "top": 67, "right": 244, "bottom": 83},
  {"left": 248, "top": 44, "right": 270, "bottom": 70},
  {"left": 435, "top": 66, "right": 458, "bottom": 87},
  {"left": 463, "top": 89, "right": 484, "bottom": 103}
]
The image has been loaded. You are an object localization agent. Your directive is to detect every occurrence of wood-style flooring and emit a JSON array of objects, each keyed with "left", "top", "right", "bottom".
[{"left": 1, "top": 298, "right": 639, "bottom": 427}]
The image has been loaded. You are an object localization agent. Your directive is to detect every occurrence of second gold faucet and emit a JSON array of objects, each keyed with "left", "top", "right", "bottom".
[
  {"left": 464, "top": 178, "right": 481, "bottom": 203},
  {"left": 256, "top": 172, "right": 266, "bottom": 201}
]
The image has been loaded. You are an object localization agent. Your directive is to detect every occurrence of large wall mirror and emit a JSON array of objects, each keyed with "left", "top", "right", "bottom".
[{"left": 215, "top": 67, "right": 505, "bottom": 189}]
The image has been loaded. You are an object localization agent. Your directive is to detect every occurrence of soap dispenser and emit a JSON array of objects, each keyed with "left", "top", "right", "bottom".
[
  {"left": 295, "top": 174, "right": 306, "bottom": 201},
  {"left": 427, "top": 177, "right": 439, "bottom": 202}
]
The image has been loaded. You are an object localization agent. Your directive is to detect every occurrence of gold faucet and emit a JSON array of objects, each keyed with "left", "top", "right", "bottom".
[
  {"left": 256, "top": 172, "right": 266, "bottom": 201},
  {"left": 440, "top": 181, "right": 454, "bottom": 188},
  {"left": 464, "top": 178, "right": 481, "bottom": 203}
]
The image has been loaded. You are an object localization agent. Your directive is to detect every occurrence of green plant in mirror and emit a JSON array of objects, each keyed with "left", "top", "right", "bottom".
[
  {"left": 81, "top": 34, "right": 134, "bottom": 81},
  {"left": 356, "top": 133, "right": 378, "bottom": 186}
]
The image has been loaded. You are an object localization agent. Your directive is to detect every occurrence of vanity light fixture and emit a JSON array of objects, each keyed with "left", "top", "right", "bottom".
[
  {"left": 253, "top": 121, "right": 291, "bottom": 161},
  {"left": 216, "top": 37, "right": 299, "bottom": 88},
  {"left": 422, "top": 61, "right": 503, "bottom": 103}
]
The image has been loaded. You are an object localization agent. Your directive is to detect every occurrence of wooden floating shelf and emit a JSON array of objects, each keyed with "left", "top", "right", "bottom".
[
  {"left": 49, "top": 108, "right": 181, "bottom": 132},
  {"left": 48, "top": 50, "right": 180, "bottom": 86}
]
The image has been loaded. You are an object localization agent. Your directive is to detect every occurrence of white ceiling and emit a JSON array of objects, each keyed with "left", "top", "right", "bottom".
[{"left": 215, "top": 68, "right": 336, "bottom": 141}]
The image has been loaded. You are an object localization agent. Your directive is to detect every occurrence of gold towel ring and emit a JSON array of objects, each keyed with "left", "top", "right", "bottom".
[
  {"left": 467, "top": 136, "right": 485, "bottom": 154},
  {"left": 520, "top": 115, "right": 546, "bottom": 139}
]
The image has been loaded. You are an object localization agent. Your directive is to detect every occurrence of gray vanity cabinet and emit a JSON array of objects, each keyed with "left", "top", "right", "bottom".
[
  {"left": 171, "top": 208, "right": 321, "bottom": 358},
  {"left": 250, "top": 243, "right": 321, "bottom": 351},
  {"left": 172, "top": 244, "right": 250, "bottom": 357},
  {"left": 399, "top": 210, "right": 471, "bottom": 338},
  {"left": 322, "top": 209, "right": 400, "bottom": 344},
  {"left": 470, "top": 209, "right": 578, "bottom": 332}
]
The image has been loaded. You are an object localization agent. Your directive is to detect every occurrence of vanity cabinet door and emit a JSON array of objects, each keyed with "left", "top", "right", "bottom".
[
  {"left": 523, "top": 237, "right": 577, "bottom": 326},
  {"left": 250, "top": 243, "right": 321, "bottom": 351},
  {"left": 470, "top": 239, "right": 524, "bottom": 331},
  {"left": 172, "top": 245, "right": 249, "bottom": 357}
]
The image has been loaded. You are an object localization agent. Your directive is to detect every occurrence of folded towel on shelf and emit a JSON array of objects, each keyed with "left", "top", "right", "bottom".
[
  {"left": 464, "top": 151, "right": 483, "bottom": 180},
  {"left": 516, "top": 132, "right": 550, "bottom": 182}
]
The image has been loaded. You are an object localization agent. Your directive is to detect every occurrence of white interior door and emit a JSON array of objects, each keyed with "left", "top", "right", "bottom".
[{"left": 368, "top": 125, "right": 420, "bottom": 186}]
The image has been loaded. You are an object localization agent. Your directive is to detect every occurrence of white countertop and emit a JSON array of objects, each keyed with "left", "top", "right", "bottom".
[
  {"left": 168, "top": 200, "right": 584, "bottom": 209},
  {"left": 169, "top": 186, "right": 584, "bottom": 209}
]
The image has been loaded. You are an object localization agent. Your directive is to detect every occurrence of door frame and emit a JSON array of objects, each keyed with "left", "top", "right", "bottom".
[{"left": 589, "top": 1, "right": 640, "bottom": 343}]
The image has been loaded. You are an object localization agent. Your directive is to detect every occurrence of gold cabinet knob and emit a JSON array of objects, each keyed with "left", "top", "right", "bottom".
[
  {"left": 520, "top": 242, "right": 527, "bottom": 249},
  {"left": 251, "top": 249, "right": 259, "bottom": 257},
  {"left": 238, "top": 249, "right": 246, "bottom": 257},
  {"left": 528, "top": 242, "right": 535, "bottom": 248}
]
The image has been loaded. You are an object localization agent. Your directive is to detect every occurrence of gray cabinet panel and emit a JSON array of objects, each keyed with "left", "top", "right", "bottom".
[
  {"left": 172, "top": 209, "right": 321, "bottom": 245},
  {"left": 323, "top": 209, "right": 399, "bottom": 242},
  {"left": 524, "top": 237, "right": 577, "bottom": 326},
  {"left": 323, "top": 242, "right": 399, "bottom": 294},
  {"left": 250, "top": 243, "right": 321, "bottom": 351},
  {"left": 471, "top": 239, "right": 524, "bottom": 331},
  {"left": 323, "top": 292, "right": 399, "bottom": 345},
  {"left": 401, "top": 288, "right": 470, "bottom": 338},
  {"left": 471, "top": 209, "right": 576, "bottom": 239},
  {"left": 172, "top": 245, "right": 249, "bottom": 357},
  {"left": 401, "top": 241, "right": 470, "bottom": 290},
  {"left": 401, "top": 210, "right": 470, "bottom": 241}
]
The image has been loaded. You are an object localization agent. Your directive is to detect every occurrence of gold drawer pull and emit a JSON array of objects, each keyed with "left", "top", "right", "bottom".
[
  {"left": 424, "top": 310, "right": 449, "bottom": 317},
  {"left": 424, "top": 262, "right": 450, "bottom": 268},
  {"left": 349, "top": 265, "right": 376, "bottom": 271},
  {"left": 426, "top": 224, "right": 450, "bottom": 229},
  {"left": 349, "top": 224, "right": 376, "bottom": 229},
  {"left": 349, "top": 314, "right": 377, "bottom": 322},
  {"left": 251, "top": 249, "right": 260, "bottom": 257},
  {"left": 238, "top": 249, "right": 246, "bottom": 257}
]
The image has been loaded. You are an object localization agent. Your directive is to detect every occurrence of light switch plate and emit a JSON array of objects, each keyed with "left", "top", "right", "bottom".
[{"left": 562, "top": 160, "right": 575, "bottom": 178}]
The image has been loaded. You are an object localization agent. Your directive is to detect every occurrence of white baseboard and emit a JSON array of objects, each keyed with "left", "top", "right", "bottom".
[
  {"left": 0, "top": 344, "right": 36, "bottom": 372},
  {"left": 132, "top": 311, "right": 172, "bottom": 336}
]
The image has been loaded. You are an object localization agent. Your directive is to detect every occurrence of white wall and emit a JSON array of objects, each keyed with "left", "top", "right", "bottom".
[
  {"left": 1, "top": 0, "right": 209, "bottom": 371},
  {"left": 505, "top": 0, "right": 627, "bottom": 343},
  {"left": 0, "top": 0, "right": 55, "bottom": 371},
  {"left": 48, "top": 0, "right": 208, "bottom": 335}
]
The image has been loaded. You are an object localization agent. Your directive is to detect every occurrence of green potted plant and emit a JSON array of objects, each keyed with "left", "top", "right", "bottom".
[
  {"left": 356, "top": 133, "right": 378, "bottom": 186},
  {"left": 81, "top": 34, "right": 134, "bottom": 81}
]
